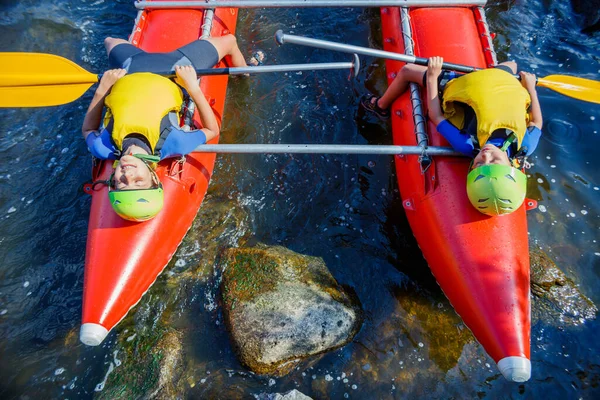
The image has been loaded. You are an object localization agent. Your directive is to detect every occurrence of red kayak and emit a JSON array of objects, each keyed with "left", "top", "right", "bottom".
[
  {"left": 80, "top": 1, "right": 237, "bottom": 346},
  {"left": 381, "top": 5, "right": 532, "bottom": 381}
]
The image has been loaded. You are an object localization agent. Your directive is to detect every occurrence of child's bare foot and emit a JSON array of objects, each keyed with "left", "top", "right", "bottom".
[{"left": 247, "top": 50, "right": 266, "bottom": 66}]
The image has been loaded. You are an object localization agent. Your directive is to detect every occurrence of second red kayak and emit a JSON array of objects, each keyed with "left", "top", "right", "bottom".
[{"left": 381, "top": 4, "right": 532, "bottom": 381}]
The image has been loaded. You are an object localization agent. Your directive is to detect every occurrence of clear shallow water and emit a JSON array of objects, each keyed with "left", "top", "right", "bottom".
[{"left": 0, "top": 0, "right": 598, "bottom": 398}]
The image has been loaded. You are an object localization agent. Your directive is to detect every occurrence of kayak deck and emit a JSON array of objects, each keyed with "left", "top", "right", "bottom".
[
  {"left": 381, "top": 5, "right": 531, "bottom": 381},
  {"left": 80, "top": 4, "right": 238, "bottom": 346}
]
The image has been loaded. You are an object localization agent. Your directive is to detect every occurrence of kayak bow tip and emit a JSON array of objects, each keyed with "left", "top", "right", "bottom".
[
  {"left": 497, "top": 356, "right": 531, "bottom": 382},
  {"left": 80, "top": 323, "right": 109, "bottom": 346}
]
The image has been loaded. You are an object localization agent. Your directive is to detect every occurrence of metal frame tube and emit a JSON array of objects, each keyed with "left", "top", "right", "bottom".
[
  {"left": 212, "top": 61, "right": 355, "bottom": 75},
  {"left": 399, "top": 7, "right": 428, "bottom": 148},
  {"left": 200, "top": 8, "right": 215, "bottom": 40},
  {"left": 476, "top": 6, "right": 498, "bottom": 66},
  {"left": 185, "top": 8, "right": 216, "bottom": 129},
  {"left": 136, "top": 1, "right": 487, "bottom": 9},
  {"left": 144, "top": 61, "right": 356, "bottom": 78},
  {"left": 192, "top": 144, "right": 463, "bottom": 155},
  {"left": 276, "top": 31, "right": 478, "bottom": 73}
]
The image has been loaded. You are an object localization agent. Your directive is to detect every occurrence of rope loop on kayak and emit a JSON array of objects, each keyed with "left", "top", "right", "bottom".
[
  {"left": 167, "top": 156, "right": 188, "bottom": 177},
  {"left": 82, "top": 179, "right": 111, "bottom": 195}
]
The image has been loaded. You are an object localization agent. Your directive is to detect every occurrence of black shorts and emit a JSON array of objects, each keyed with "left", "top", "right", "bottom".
[{"left": 108, "top": 39, "right": 220, "bottom": 74}]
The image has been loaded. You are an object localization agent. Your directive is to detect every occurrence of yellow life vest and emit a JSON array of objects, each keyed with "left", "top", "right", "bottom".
[
  {"left": 104, "top": 73, "right": 183, "bottom": 153},
  {"left": 442, "top": 68, "right": 531, "bottom": 148}
]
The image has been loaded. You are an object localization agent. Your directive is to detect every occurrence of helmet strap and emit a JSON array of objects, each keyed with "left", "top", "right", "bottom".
[
  {"left": 133, "top": 153, "right": 160, "bottom": 163},
  {"left": 500, "top": 132, "right": 518, "bottom": 152}
]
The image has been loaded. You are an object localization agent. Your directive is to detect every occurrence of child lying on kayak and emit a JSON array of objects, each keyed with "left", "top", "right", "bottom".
[
  {"left": 82, "top": 35, "right": 247, "bottom": 222},
  {"left": 361, "top": 57, "right": 543, "bottom": 216}
]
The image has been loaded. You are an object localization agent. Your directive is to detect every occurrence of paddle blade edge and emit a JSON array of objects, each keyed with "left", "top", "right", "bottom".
[
  {"left": 538, "top": 75, "right": 600, "bottom": 104},
  {"left": 0, "top": 82, "right": 94, "bottom": 108}
]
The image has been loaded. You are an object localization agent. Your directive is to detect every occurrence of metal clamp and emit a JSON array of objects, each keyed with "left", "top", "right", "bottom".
[{"left": 418, "top": 147, "right": 432, "bottom": 174}]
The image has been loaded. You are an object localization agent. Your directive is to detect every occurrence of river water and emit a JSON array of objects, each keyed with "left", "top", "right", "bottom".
[{"left": 0, "top": 0, "right": 598, "bottom": 398}]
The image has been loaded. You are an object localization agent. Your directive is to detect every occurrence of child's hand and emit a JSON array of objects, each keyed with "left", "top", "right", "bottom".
[
  {"left": 175, "top": 65, "right": 200, "bottom": 92},
  {"left": 519, "top": 71, "right": 537, "bottom": 92},
  {"left": 97, "top": 69, "right": 126, "bottom": 94},
  {"left": 426, "top": 56, "right": 444, "bottom": 80}
]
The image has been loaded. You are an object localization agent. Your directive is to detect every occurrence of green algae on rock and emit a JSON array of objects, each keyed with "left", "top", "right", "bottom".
[
  {"left": 95, "top": 328, "right": 185, "bottom": 400},
  {"left": 392, "top": 285, "right": 475, "bottom": 373},
  {"left": 220, "top": 244, "right": 363, "bottom": 376}
]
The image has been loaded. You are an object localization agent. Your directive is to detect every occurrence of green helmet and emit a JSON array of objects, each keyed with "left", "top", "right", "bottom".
[
  {"left": 109, "top": 186, "right": 164, "bottom": 222},
  {"left": 466, "top": 164, "right": 527, "bottom": 216}
]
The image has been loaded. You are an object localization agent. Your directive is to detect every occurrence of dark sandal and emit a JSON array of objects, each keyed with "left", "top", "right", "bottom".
[
  {"left": 247, "top": 50, "right": 265, "bottom": 66},
  {"left": 360, "top": 93, "right": 390, "bottom": 120}
]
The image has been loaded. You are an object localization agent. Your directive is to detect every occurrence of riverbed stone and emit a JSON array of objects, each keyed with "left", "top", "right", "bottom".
[
  {"left": 530, "top": 248, "right": 598, "bottom": 325},
  {"left": 220, "top": 244, "right": 363, "bottom": 376},
  {"left": 256, "top": 389, "right": 314, "bottom": 400},
  {"left": 96, "top": 327, "right": 185, "bottom": 400}
]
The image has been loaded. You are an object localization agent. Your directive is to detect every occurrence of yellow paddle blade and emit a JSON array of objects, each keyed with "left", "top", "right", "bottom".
[
  {"left": 0, "top": 53, "right": 98, "bottom": 107},
  {"left": 537, "top": 75, "right": 600, "bottom": 104}
]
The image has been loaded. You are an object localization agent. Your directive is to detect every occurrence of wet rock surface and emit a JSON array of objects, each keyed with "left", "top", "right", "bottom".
[
  {"left": 220, "top": 244, "right": 363, "bottom": 376},
  {"left": 96, "top": 328, "right": 185, "bottom": 400},
  {"left": 530, "top": 248, "right": 598, "bottom": 325},
  {"left": 256, "top": 389, "right": 314, "bottom": 400},
  {"left": 391, "top": 285, "right": 475, "bottom": 373}
]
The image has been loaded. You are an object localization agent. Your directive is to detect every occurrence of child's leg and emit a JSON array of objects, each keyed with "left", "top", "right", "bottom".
[
  {"left": 498, "top": 61, "right": 517, "bottom": 74},
  {"left": 203, "top": 34, "right": 247, "bottom": 67},
  {"left": 104, "top": 37, "right": 129, "bottom": 56},
  {"left": 377, "top": 64, "right": 427, "bottom": 109}
]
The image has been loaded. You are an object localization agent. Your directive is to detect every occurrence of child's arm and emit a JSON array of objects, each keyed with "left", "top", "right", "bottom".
[
  {"left": 81, "top": 69, "right": 126, "bottom": 139},
  {"left": 175, "top": 65, "right": 219, "bottom": 142},
  {"left": 425, "top": 57, "right": 474, "bottom": 156},
  {"left": 425, "top": 56, "right": 445, "bottom": 126},
  {"left": 520, "top": 71, "right": 543, "bottom": 129}
]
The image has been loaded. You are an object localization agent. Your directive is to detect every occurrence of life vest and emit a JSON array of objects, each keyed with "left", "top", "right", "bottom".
[
  {"left": 104, "top": 73, "right": 184, "bottom": 153},
  {"left": 442, "top": 68, "right": 531, "bottom": 150}
]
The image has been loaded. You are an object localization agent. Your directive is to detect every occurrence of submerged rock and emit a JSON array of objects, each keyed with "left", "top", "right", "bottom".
[
  {"left": 256, "top": 389, "right": 314, "bottom": 400},
  {"left": 530, "top": 248, "right": 598, "bottom": 325},
  {"left": 392, "top": 285, "right": 474, "bottom": 373},
  {"left": 221, "top": 244, "right": 363, "bottom": 376},
  {"left": 167, "top": 194, "right": 253, "bottom": 281},
  {"left": 96, "top": 328, "right": 185, "bottom": 400}
]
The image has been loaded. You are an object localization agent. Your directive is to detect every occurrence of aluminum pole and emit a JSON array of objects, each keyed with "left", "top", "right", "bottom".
[
  {"left": 192, "top": 144, "right": 463, "bottom": 156},
  {"left": 136, "top": 1, "right": 487, "bottom": 9},
  {"left": 141, "top": 60, "right": 358, "bottom": 78},
  {"left": 276, "top": 31, "right": 478, "bottom": 73}
]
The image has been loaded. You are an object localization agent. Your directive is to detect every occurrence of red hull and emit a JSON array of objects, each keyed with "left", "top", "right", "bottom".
[
  {"left": 80, "top": 2, "right": 238, "bottom": 345},
  {"left": 381, "top": 6, "right": 531, "bottom": 381}
]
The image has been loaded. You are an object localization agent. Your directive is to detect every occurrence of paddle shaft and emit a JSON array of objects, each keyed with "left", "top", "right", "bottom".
[
  {"left": 275, "top": 30, "right": 478, "bottom": 74},
  {"left": 192, "top": 144, "right": 463, "bottom": 156},
  {"left": 97, "top": 59, "right": 359, "bottom": 80}
]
